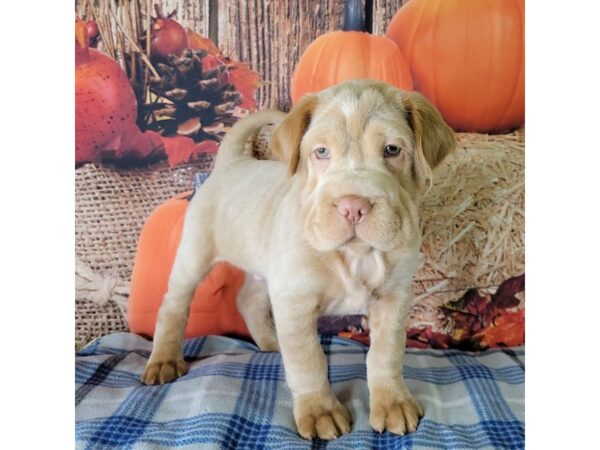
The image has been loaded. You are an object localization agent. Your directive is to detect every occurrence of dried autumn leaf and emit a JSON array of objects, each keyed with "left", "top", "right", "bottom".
[
  {"left": 187, "top": 29, "right": 222, "bottom": 57},
  {"left": 161, "top": 135, "right": 198, "bottom": 166},
  {"left": 445, "top": 288, "right": 485, "bottom": 313},
  {"left": 406, "top": 337, "right": 428, "bottom": 349},
  {"left": 104, "top": 125, "right": 163, "bottom": 161},
  {"left": 161, "top": 136, "right": 218, "bottom": 167},
  {"left": 442, "top": 289, "right": 486, "bottom": 337},
  {"left": 227, "top": 61, "right": 261, "bottom": 110},
  {"left": 406, "top": 326, "right": 451, "bottom": 349},
  {"left": 479, "top": 309, "right": 525, "bottom": 348},
  {"left": 188, "top": 30, "right": 261, "bottom": 110},
  {"left": 195, "top": 139, "right": 219, "bottom": 154},
  {"left": 345, "top": 331, "right": 370, "bottom": 346},
  {"left": 492, "top": 274, "right": 525, "bottom": 309}
]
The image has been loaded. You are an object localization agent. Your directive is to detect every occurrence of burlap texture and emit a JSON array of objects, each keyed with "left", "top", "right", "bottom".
[
  {"left": 75, "top": 153, "right": 214, "bottom": 349},
  {"left": 75, "top": 129, "right": 524, "bottom": 349}
]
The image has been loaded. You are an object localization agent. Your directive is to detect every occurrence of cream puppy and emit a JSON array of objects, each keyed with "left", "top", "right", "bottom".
[{"left": 141, "top": 80, "right": 456, "bottom": 440}]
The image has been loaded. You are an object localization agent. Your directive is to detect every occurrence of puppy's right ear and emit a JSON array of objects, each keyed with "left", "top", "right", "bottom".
[{"left": 271, "top": 94, "right": 318, "bottom": 175}]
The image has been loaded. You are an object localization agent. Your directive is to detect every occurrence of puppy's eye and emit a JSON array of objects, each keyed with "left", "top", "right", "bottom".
[
  {"left": 384, "top": 145, "right": 402, "bottom": 157},
  {"left": 314, "top": 147, "right": 330, "bottom": 159}
]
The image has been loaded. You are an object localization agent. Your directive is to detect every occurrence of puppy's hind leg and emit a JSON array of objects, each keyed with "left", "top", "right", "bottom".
[
  {"left": 236, "top": 274, "right": 279, "bottom": 352},
  {"left": 141, "top": 205, "right": 215, "bottom": 385}
]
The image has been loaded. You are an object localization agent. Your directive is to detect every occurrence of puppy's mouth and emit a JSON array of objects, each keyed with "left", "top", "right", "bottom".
[
  {"left": 339, "top": 223, "right": 383, "bottom": 250},
  {"left": 342, "top": 235, "right": 366, "bottom": 248},
  {"left": 305, "top": 195, "right": 407, "bottom": 253},
  {"left": 342, "top": 222, "right": 365, "bottom": 241}
]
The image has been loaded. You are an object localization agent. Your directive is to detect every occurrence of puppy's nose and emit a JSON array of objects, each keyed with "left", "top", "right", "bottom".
[{"left": 336, "top": 196, "right": 372, "bottom": 224}]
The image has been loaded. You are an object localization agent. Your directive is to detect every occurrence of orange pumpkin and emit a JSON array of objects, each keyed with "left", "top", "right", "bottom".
[
  {"left": 386, "top": 0, "right": 524, "bottom": 133},
  {"left": 291, "top": 0, "right": 413, "bottom": 103},
  {"left": 128, "top": 192, "right": 250, "bottom": 339}
]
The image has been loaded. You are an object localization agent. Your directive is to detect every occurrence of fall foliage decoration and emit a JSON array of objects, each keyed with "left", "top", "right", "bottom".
[
  {"left": 75, "top": 1, "right": 260, "bottom": 167},
  {"left": 142, "top": 16, "right": 258, "bottom": 144},
  {"left": 386, "top": 0, "right": 525, "bottom": 133},
  {"left": 188, "top": 31, "right": 261, "bottom": 111},
  {"left": 290, "top": 0, "right": 413, "bottom": 103},
  {"left": 128, "top": 193, "right": 250, "bottom": 339},
  {"left": 76, "top": 16, "right": 203, "bottom": 166},
  {"left": 408, "top": 274, "right": 525, "bottom": 350},
  {"left": 326, "top": 274, "right": 525, "bottom": 351}
]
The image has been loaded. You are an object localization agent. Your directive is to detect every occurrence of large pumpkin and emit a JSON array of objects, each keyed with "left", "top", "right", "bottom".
[
  {"left": 128, "top": 192, "right": 250, "bottom": 339},
  {"left": 386, "top": 0, "right": 524, "bottom": 133},
  {"left": 291, "top": 0, "right": 413, "bottom": 103}
]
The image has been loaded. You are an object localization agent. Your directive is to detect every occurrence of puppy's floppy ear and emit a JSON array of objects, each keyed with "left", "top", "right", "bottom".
[
  {"left": 271, "top": 94, "right": 318, "bottom": 175},
  {"left": 402, "top": 91, "right": 456, "bottom": 192}
]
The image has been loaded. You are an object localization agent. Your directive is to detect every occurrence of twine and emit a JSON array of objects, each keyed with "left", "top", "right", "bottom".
[{"left": 75, "top": 258, "right": 129, "bottom": 314}]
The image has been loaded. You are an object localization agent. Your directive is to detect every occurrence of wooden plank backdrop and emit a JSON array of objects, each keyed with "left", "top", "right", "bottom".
[{"left": 77, "top": 0, "right": 409, "bottom": 110}]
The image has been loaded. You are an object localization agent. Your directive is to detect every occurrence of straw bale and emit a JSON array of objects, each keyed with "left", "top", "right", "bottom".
[
  {"left": 410, "top": 130, "right": 524, "bottom": 332},
  {"left": 416, "top": 132, "right": 523, "bottom": 282}
]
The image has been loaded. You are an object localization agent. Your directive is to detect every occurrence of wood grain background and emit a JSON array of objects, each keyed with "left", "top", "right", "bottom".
[{"left": 79, "top": 0, "right": 409, "bottom": 111}]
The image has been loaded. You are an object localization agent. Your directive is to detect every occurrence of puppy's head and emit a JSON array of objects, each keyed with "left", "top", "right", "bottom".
[{"left": 272, "top": 80, "right": 456, "bottom": 253}]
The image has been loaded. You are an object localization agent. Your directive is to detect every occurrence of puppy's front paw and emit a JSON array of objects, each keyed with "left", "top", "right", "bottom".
[
  {"left": 370, "top": 393, "right": 423, "bottom": 435},
  {"left": 294, "top": 391, "right": 352, "bottom": 440},
  {"left": 141, "top": 359, "right": 187, "bottom": 385}
]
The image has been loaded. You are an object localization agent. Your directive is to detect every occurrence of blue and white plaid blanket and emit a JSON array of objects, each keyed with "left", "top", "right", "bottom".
[{"left": 76, "top": 333, "right": 524, "bottom": 449}]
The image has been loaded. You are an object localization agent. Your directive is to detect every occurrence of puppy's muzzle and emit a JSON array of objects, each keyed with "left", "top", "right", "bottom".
[{"left": 335, "top": 195, "right": 372, "bottom": 225}]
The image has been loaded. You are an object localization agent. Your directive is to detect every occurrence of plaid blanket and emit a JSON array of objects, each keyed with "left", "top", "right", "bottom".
[{"left": 76, "top": 333, "right": 524, "bottom": 449}]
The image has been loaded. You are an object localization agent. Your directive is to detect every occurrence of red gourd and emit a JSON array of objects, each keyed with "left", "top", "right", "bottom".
[
  {"left": 85, "top": 20, "right": 99, "bottom": 46},
  {"left": 150, "top": 5, "right": 189, "bottom": 59},
  {"left": 75, "top": 18, "right": 139, "bottom": 163}
]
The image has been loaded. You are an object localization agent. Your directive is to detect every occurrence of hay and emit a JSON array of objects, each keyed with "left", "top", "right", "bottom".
[
  {"left": 411, "top": 130, "right": 524, "bottom": 332},
  {"left": 420, "top": 129, "right": 524, "bottom": 288},
  {"left": 75, "top": 129, "right": 524, "bottom": 348}
]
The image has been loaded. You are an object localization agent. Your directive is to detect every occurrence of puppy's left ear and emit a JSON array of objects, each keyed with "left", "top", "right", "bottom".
[
  {"left": 402, "top": 91, "right": 456, "bottom": 192},
  {"left": 271, "top": 94, "right": 318, "bottom": 175}
]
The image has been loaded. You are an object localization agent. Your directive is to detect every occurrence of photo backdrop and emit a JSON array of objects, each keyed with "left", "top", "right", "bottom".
[
  {"left": 75, "top": 0, "right": 524, "bottom": 351},
  {"left": 77, "top": 0, "right": 407, "bottom": 111}
]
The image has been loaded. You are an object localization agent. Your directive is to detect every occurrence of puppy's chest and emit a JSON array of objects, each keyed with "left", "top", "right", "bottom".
[{"left": 321, "top": 250, "right": 386, "bottom": 316}]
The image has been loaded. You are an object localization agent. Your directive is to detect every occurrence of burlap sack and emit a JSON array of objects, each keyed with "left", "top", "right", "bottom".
[{"left": 75, "top": 129, "right": 524, "bottom": 349}]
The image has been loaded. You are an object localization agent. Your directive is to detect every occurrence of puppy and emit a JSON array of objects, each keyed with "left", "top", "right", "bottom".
[{"left": 141, "top": 80, "right": 456, "bottom": 440}]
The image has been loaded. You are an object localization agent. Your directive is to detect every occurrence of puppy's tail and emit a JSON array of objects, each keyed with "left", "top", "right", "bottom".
[{"left": 214, "top": 109, "right": 286, "bottom": 168}]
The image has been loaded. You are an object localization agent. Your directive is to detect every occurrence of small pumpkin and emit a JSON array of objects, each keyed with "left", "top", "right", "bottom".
[
  {"left": 128, "top": 193, "right": 250, "bottom": 339},
  {"left": 386, "top": 0, "right": 524, "bottom": 133},
  {"left": 291, "top": 0, "right": 413, "bottom": 103}
]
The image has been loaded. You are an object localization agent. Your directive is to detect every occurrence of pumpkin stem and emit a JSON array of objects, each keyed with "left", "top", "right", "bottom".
[{"left": 343, "top": 0, "right": 366, "bottom": 32}]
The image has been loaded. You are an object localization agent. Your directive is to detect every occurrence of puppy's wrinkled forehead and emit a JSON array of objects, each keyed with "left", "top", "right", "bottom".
[{"left": 309, "top": 83, "right": 413, "bottom": 143}]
